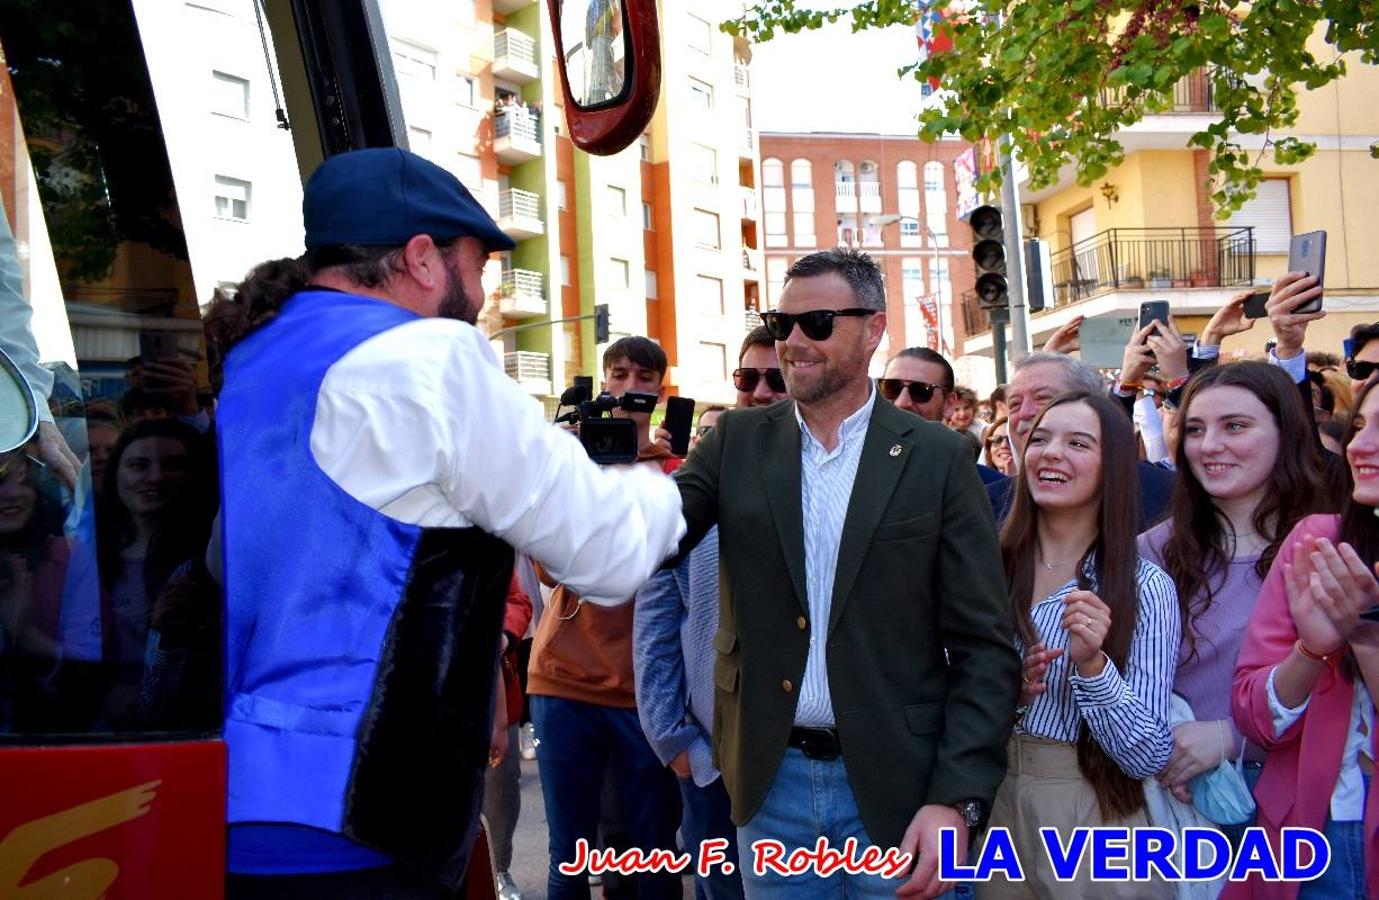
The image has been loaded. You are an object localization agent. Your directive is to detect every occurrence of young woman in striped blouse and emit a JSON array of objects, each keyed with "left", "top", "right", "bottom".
[{"left": 979, "top": 391, "right": 1180, "bottom": 899}]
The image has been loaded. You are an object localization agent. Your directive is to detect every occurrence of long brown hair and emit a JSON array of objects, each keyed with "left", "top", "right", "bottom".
[
  {"left": 1001, "top": 390, "right": 1145, "bottom": 820},
  {"left": 1160, "top": 363, "right": 1326, "bottom": 658},
  {"left": 1339, "top": 378, "right": 1379, "bottom": 565}
]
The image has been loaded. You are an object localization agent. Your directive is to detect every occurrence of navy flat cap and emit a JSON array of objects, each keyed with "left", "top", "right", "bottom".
[{"left": 303, "top": 147, "right": 517, "bottom": 252}]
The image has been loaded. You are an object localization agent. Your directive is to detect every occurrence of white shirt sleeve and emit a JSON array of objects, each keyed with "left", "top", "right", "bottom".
[
  {"left": 311, "top": 317, "right": 685, "bottom": 605},
  {"left": 1266, "top": 664, "right": 1310, "bottom": 738},
  {"left": 0, "top": 202, "right": 54, "bottom": 421},
  {"left": 1269, "top": 347, "right": 1308, "bottom": 384}
]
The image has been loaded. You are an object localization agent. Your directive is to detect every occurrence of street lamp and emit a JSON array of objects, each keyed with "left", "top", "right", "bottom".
[{"left": 867, "top": 213, "right": 948, "bottom": 356}]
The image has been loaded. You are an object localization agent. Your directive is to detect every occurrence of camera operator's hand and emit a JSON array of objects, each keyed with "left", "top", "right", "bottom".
[
  {"left": 1145, "top": 316, "right": 1188, "bottom": 383},
  {"left": 1042, "top": 315, "right": 1085, "bottom": 356},
  {"left": 1201, "top": 292, "right": 1255, "bottom": 348},
  {"left": 1268, "top": 271, "right": 1324, "bottom": 361}
]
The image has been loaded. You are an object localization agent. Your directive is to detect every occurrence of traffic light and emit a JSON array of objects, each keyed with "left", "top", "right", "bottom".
[
  {"left": 594, "top": 303, "right": 610, "bottom": 343},
  {"left": 969, "top": 204, "right": 1007, "bottom": 310}
]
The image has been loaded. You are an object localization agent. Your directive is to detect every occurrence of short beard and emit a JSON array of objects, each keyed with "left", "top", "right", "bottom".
[
  {"left": 785, "top": 340, "right": 870, "bottom": 405},
  {"left": 436, "top": 261, "right": 481, "bottom": 325}
]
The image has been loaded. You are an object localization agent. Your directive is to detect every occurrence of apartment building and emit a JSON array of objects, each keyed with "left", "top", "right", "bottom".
[
  {"left": 758, "top": 132, "right": 977, "bottom": 377},
  {"left": 961, "top": 41, "right": 1379, "bottom": 365},
  {"left": 30, "top": 0, "right": 762, "bottom": 407}
]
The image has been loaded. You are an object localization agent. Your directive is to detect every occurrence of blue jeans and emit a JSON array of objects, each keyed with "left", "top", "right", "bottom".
[
  {"left": 1299, "top": 814, "right": 1366, "bottom": 899},
  {"left": 735, "top": 747, "right": 906, "bottom": 899},
  {"left": 531, "top": 696, "right": 682, "bottom": 900},
  {"left": 681, "top": 775, "right": 746, "bottom": 900}
]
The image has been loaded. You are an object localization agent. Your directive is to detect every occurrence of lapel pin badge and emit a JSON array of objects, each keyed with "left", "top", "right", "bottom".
[{"left": 889, "top": 444, "right": 903, "bottom": 457}]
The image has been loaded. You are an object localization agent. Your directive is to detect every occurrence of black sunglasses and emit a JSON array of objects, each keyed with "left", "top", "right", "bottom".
[
  {"left": 760, "top": 308, "right": 877, "bottom": 342},
  {"left": 877, "top": 378, "right": 942, "bottom": 404},
  {"left": 1347, "top": 359, "right": 1379, "bottom": 382},
  {"left": 733, "top": 367, "right": 787, "bottom": 393}
]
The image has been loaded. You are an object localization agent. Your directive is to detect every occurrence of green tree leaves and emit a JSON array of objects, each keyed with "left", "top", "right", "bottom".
[{"left": 727, "top": 0, "right": 1376, "bottom": 216}]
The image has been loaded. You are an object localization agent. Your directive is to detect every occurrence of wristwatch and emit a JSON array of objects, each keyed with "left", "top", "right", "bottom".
[{"left": 952, "top": 799, "right": 982, "bottom": 829}]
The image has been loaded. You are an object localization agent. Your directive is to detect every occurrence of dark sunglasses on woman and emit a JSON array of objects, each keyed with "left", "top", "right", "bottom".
[
  {"left": 760, "top": 308, "right": 876, "bottom": 342},
  {"left": 877, "top": 378, "right": 942, "bottom": 404},
  {"left": 733, "top": 367, "right": 787, "bottom": 393}
]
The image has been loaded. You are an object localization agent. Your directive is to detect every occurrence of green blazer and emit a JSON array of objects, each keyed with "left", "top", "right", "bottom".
[{"left": 674, "top": 394, "right": 1019, "bottom": 848}]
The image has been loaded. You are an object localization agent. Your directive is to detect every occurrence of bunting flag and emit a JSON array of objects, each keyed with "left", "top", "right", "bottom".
[{"left": 915, "top": 0, "right": 953, "bottom": 90}]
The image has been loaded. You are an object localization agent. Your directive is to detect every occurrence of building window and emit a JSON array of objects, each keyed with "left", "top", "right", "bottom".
[
  {"left": 210, "top": 71, "right": 249, "bottom": 120},
  {"left": 765, "top": 212, "right": 788, "bottom": 249},
  {"left": 699, "top": 341, "right": 728, "bottom": 382},
  {"left": 611, "top": 257, "right": 630, "bottom": 290},
  {"left": 897, "top": 161, "right": 921, "bottom": 246},
  {"left": 392, "top": 39, "right": 437, "bottom": 81},
  {"left": 457, "top": 74, "right": 477, "bottom": 108},
  {"left": 902, "top": 258, "right": 927, "bottom": 349},
  {"left": 693, "top": 208, "right": 721, "bottom": 250},
  {"left": 793, "top": 212, "right": 815, "bottom": 247},
  {"left": 455, "top": 152, "right": 482, "bottom": 191},
  {"left": 557, "top": 180, "right": 568, "bottom": 211},
  {"left": 923, "top": 161, "right": 948, "bottom": 246},
  {"left": 639, "top": 134, "right": 651, "bottom": 161},
  {"left": 608, "top": 184, "right": 627, "bottom": 217},
  {"left": 408, "top": 126, "right": 432, "bottom": 151},
  {"left": 646, "top": 270, "right": 658, "bottom": 299},
  {"left": 1228, "top": 178, "right": 1292, "bottom": 254},
  {"left": 697, "top": 275, "right": 724, "bottom": 315},
  {"left": 766, "top": 256, "right": 789, "bottom": 305},
  {"left": 642, "top": 202, "right": 653, "bottom": 230},
  {"left": 687, "top": 13, "right": 713, "bottom": 53},
  {"left": 692, "top": 144, "right": 718, "bottom": 184},
  {"left": 214, "top": 175, "right": 251, "bottom": 221},
  {"left": 561, "top": 255, "right": 572, "bottom": 287},
  {"left": 688, "top": 77, "right": 714, "bottom": 112}
]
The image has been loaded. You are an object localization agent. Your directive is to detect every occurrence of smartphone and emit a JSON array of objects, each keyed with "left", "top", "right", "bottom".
[
  {"left": 1288, "top": 230, "right": 1327, "bottom": 313},
  {"left": 1243, "top": 290, "right": 1270, "bottom": 320},
  {"left": 664, "top": 396, "right": 696, "bottom": 457},
  {"left": 138, "top": 329, "right": 181, "bottom": 362},
  {"left": 1138, "top": 301, "right": 1170, "bottom": 332}
]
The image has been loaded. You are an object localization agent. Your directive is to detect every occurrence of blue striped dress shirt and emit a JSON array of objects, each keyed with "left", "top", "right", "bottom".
[
  {"left": 632, "top": 527, "right": 722, "bottom": 786},
  {"left": 793, "top": 386, "right": 876, "bottom": 728},
  {"left": 1014, "top": 557, "right": 1180, "bottom": 779}
]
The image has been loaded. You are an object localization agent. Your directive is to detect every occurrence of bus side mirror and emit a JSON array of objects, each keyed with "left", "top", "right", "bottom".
[
  {"left": 547, "top": 0, "right": 660, "bottom": 156},
  {"left": 0, "top": 346, "right": 37, "bottom": 453}
]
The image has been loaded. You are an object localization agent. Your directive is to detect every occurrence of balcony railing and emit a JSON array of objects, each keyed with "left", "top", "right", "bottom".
[
  {"left": 498, "top": 268, "right": 547, "bottom": 318},
  {"left": 504, "top": 350, "right": 552, "bottom": 396},
  {"left": 1099, "top": 66, "right": 1219, "bottom": 114},
  {"left": 745, "top": 308, "right": 763, "bottom": 331},
  {"left": 493, "top": 29, "right": 539, "bottom": 82},
  {"left": 740, "top": 186, "right": 758, "bottom": 220},
  {"left": 734, "top": 64, "right": 750, "bottom": 94},
  {"left": 495, "top": 108, "right": 539, "bottom": 143},
  {"left": 499, "top": 188, "right": 541, "bottom": 221},
  {"left": 1049, "top": 226, "right": 1254, "bottom": 309}
]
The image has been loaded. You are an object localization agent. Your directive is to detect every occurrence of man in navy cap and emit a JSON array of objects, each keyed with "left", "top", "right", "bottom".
[{"left": 213, "top": 148, "right": 685, "bottom": 898}]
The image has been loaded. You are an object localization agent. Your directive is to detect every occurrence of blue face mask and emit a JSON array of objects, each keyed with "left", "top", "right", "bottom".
[{"left": 1190, "top": 757, "right": 1256, "bottom": 825}]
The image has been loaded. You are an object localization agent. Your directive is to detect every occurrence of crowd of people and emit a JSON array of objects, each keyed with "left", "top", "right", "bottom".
[{"left": 3, "top": 146, "right": 1376, "bottom": 900}]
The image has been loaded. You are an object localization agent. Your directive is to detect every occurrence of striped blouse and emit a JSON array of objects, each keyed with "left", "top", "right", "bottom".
[{"left": 1014, "top": 557, "right": 1180, "bottom": 780}]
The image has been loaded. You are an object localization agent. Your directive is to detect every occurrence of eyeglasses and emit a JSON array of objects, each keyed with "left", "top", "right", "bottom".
[
  {"left": 986, "top": 432, "right": 1009, "bottom": 448},
  {"left": 1347, "top": 358, "right": 1379, "bottom": 382},
  {"left": 760, "top": 308, "right": 877, "bottom": 342},
  {"left": 695, "top": 424, "right": 715, "bottom": 438},
  {"left": 877, "top": 378, "right": 943, "bottom": 405},
  {"left": 732, "top": 367, "right": 787, "bottom": 393}
]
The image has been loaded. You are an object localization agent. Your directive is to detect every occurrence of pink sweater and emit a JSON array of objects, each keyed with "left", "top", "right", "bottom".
[{"left": 1228, "top": 514, "right": 1379, "bottom": 899}]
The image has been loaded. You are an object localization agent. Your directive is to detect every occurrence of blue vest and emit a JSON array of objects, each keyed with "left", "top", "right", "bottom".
[{"left": 217, "top": 291, "right": 512, "bottom": 888}]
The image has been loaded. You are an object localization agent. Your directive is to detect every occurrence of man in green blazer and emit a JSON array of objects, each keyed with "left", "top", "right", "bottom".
[{"left": 673, "top": 248, "right": 1019, "bottom": 899}]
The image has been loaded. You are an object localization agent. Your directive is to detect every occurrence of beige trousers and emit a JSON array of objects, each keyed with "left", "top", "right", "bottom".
[{"left": 973, "top": 735, "right": 1172, "bottom": 900}]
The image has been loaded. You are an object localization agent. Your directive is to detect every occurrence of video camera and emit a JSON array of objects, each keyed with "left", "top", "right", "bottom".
[{"left": 554, "top": 375, "right": 657, "bottom": 464}]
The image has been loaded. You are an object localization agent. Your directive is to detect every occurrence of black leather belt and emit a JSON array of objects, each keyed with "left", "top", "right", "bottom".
[{"left": 788, "top": 726, "right": 842, "bottom": 760}]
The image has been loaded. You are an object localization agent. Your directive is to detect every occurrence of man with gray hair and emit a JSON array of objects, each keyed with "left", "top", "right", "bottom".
[
  {"left": 673, "top": 247, "right": 1018, "bottom": 899},
  {"left": 986, "top": 351, "right": 1175, "bottom": 526}
]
